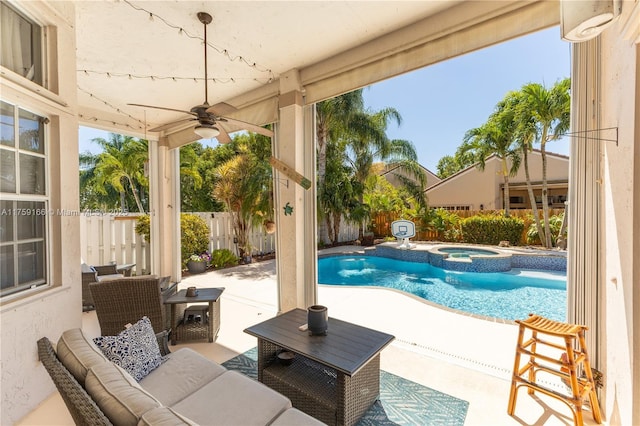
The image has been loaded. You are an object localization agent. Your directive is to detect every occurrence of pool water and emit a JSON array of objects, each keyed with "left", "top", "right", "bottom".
[
  {"left": 318, "top": 256, "right": 567, "bottom": 322},
  {"left": 438, "top": 247, "right": 499, "bottom": 258}
]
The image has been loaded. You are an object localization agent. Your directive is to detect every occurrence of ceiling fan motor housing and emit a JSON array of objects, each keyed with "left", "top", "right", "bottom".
[{"left": 191, "top": 105, "right": 216, "bottom": 126}]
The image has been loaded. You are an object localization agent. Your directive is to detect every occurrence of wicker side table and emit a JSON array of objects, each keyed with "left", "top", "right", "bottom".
[
  {"left": 165, "top": 288, "right": 224, "bottom": 345},
  {"left": 174, "top": 303, "right": 218, "bottom": 343}
]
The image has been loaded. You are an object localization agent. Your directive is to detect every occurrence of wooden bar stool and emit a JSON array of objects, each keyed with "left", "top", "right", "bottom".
[{"left": 507, "top": 314, "right": 602, "bottom": 425}]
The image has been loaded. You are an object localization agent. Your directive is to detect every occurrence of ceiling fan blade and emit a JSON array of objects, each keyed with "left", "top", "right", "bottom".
[
  {"left": 216, "top": 125, "right": 232, "bottom": 144},
  {"left": 128, "top": 103, "right": 196, "bottom": 116},
  {"left": 206, "top": 102, "right": 237, "bottom": 116},
  {"left": 165, "top": 127, "right": 202, "bottom": 149},
  {"left": 219, "top": 116, "right": 274, "bottom": 137},
  {"left": 149, "top": 117, "right": 196, "bottom": 133}
]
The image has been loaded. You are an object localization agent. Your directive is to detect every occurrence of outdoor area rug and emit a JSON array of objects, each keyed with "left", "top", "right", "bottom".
[{"left": 222, "top": 348, "right": 469, "bottom": 425}]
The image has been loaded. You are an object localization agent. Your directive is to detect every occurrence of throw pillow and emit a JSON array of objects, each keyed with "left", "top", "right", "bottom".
[{"left": 94, "top": 316, "right": 163, "bottom": 381}]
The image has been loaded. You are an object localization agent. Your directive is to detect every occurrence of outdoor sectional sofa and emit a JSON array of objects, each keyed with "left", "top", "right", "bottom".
[{"left": 38, "top": 328, "right": 325, "bottom": 425}]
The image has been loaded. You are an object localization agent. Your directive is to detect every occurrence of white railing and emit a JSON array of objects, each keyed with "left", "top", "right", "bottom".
[{"left": 80, "top": 212, "right": 359, "bottom": 274}]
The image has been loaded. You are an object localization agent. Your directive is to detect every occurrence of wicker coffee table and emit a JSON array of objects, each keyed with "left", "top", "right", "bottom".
[
  {"left": 165, "top": 287, "right": 224, "bottom": 345},
  {"left": 244, "top": 308, "right": 394, "bottom": 426}
]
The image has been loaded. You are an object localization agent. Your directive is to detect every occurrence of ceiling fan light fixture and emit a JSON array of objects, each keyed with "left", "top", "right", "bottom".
[{"left": 194, "top": 124, "right": 220, "bottom": 139}]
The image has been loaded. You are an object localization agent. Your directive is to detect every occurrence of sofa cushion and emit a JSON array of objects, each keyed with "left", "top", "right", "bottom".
[
  {"left": 139, "top": 348, "right": 226, "bottom": 406},
  {"left": 137, "top": 407, "right": 199, "bottom": 426},
  {"left": 85, "top": 362, "right": 161, "bottom": 426},
  {"left": 271, "top": 408, "right": 327, "bottom": 425},
  {"left": 56, "top": 328, "right": 108, "bottom": 385},
  {"left": 170, "top": 371, "right": 291, "bottom": 425},
  {"left": 94, "top": 316, "right": 164, "bottom": 381}
]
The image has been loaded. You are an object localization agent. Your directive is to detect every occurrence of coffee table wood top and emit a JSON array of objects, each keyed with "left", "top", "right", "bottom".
[{"left": 244, "top": 308, "right": 394, "bottom": 376}]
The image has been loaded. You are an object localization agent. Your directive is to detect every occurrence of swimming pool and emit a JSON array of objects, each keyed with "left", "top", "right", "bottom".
[{"left": 318, "top": 255, "right": 567, "bottom": 322}]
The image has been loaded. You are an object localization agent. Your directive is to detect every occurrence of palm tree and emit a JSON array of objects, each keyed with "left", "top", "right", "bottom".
[
  {"left": 316, "top": 90, "right": 366, "bottom": 189},
  {"left": 436, "top": 146, "right": 476, "bottom": 179},
  {"left": 90, "top": 134, "right": 148, "bottom": 213},
  {"left": 343, "top": 108, "right": 427, "bottom": 238},
  {"left": 504, "top": 90, "right": 547, "bottom": 245},
  {"left": 179, "top": 144, "right": 203, "bottom": 191},
  {"left": 179, "top": 143, "right": 211, "bottom": 212},
  {"left": 79, "top": 151, "right": 108, "bottom": 210},
  {"left": 212, "top": 134, "right": 272, "bottom": 257},
  {"left": 316, "top": 90, "right": 394, "bottom": 242},
  {"left": 520, "top": 78, "right": 571, "bottom": 247},
  {"left": 461, "top": 118, "right": 521, "bottom": 217},
  {"left": 319, "top": 138, "right": 357, "bottom": 244}
]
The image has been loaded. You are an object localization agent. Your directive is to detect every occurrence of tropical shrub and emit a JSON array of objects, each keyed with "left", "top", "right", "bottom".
[
  {"left": 134, "top": 214, "right": 150, "bottom": 241},
  {"left": 526, "top": 213, "right": 565, "bottom": 246},
  {"left": 460, "top": 214, "right": 524, "bottom": 245},
  {"left": 181, "top": 214, "right": 210, "bottom": 267},
  {"left": 423, "top": 208, "right": 462, "bottom": 242},
  {"left": 210, "top": 249, "right": 238, "bottom": 269},
  {"left": 135, "top": 213, "right": 210, "bottom": 267},
  {"left": 212, "top": 135, "right": 272, "bottom": 258}
]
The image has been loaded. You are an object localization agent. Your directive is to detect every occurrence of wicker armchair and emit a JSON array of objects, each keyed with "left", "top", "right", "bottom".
[
  {"left": 92, "top": 264, "right": 119, "bottom": 276},
  {"left": 81, "top": 264, "right": 124, "bottom": 312},
  {"left": 89, "top": 276, "right": 173, "bottom": 336},
  {"left": 81, "top": 264, "right": 98, "bottom": 311}
]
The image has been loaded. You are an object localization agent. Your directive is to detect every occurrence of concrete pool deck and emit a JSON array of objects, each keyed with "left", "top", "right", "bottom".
[{"left": 20, "top": 244, "right": 601, "bottom": 425}]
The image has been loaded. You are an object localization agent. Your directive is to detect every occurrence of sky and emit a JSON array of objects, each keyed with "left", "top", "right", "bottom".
[
  {"left": 80, "top": 27, "right": 571, "bottom": 173},
  {"left": 361, "top": 26, "right": 571, "bottom": 172}
]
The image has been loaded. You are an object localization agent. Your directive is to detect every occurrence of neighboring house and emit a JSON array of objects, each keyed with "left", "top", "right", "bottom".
[
  {"left": 425, "top": 150, "right": 569, "bottom": 211},
  {"left": 380, "top": 163, "right": 441, "bottom": 189}
]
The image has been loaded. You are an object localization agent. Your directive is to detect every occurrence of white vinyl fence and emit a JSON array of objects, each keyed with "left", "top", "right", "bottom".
[
  {"left": 189, "top": 212, "right": 276, "bottom": 256},
  {"left": 80, "top": 214, "right": 150, "bottom": 275},
  {"left": 80, "top": 212, "right": 359, "bottom": 274}
]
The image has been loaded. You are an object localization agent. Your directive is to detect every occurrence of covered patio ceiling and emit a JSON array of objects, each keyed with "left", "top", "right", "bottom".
[{"left": 74, "top": 0, "right": 558, "bottom": 146}]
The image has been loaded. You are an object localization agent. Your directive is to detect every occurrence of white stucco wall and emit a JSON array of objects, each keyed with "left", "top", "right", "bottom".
[
  {"left": 599, "top": 4, "right": 639, "bottom": 423},
  {"left": 427, "top": 159, "right": 502, "bottom": 209},
  {"left": 0, "top": 2, "right": 81, "bottom": 424}
]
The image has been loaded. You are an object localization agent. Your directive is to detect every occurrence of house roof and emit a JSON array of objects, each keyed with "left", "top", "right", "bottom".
[
  {"left": 380, "top": 163, "right": 440, "bottom": 183},
  {"left": 424, "top": 149, "right": 569, "bottom": 192}
]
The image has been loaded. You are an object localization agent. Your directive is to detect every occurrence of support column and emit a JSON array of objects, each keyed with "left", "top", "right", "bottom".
[
  {"left": 273, "top": 70, "right": 317, "bottom": 313},
  {"left": 149, "top": 138, "right": 181, "bottom": 282},
  {"left": 567, "top": 40, "right": 601, "bottom": 365}
]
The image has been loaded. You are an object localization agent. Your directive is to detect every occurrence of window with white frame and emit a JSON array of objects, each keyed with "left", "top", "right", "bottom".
[
  {"left": 1, "top": 100, "right": 48, "bottom": 297},
  {"left": 0, "top": 1, "right": 43, "bottom": 85}
]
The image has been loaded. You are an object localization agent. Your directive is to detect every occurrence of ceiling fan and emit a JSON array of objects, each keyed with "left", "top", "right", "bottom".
[{"left": 128, "top": 12, "right": 272, "bottom": 144}]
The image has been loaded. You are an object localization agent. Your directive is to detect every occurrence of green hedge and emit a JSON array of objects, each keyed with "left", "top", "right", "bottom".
[{"left": 460, "top": 215, "right": 524, "bottom": 246}]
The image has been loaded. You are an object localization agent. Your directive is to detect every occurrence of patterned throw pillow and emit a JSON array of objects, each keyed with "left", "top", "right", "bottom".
[{"left": 94, "top": 316, "right": 163, "bottom": 381}]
